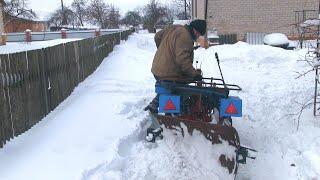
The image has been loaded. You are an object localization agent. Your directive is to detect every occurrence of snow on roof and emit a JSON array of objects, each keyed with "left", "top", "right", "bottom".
[
  {"left": 173, "top": 20, "right": 190, "bottom": 26},
  {"left": 300, "top": 19, "right": 320, "bottom": 27},
  {"left": 208, "top": 33, "right": 219, "bottom": 39}
]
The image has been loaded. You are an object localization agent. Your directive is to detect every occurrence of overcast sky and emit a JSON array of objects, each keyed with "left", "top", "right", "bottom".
[{"left": 28, "top": 0, "right": 170, "bottom": 20}]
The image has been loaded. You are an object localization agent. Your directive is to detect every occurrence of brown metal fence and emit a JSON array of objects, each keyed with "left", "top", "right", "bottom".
[
  {"left": 218, "top": 34, "right": 238, "bottom": 44},
  {"left": 0, "top": 29, "right": 133, "bottom": 148}
]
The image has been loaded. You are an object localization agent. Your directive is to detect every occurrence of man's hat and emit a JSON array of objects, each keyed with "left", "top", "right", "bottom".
[{"left": 190, "top": 19, "right": 207, "bottom": 35}]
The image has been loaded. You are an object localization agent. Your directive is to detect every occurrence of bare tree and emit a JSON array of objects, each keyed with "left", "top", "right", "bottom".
[
  {"left": 48, "top": 10, "right": 63, "bottom": 28},
  {"left": 107, "top": 5, "right": 120, "bottom": 28},
  {"left": 48, "top": 7, "right": 77, "bottom": 29},
  {"left": 86, "top": 0, "right": 109, "bottom": 28},
  {"left": 173, "top": 0, "right": 191, "bottom": 19},
  {"left": 3, "top": 0, "right": 37, "bottom": 26},
  {"left": 142, "top": 0, "right": 166, "bottom": 33},
  {"left": 121, "top": 10, "right": 142, "bottom": 26},
  {"left": 71, "top": 0, "right": 87, "bottom": 26}
]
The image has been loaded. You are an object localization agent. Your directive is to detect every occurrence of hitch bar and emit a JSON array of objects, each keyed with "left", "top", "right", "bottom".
[{"left": 236, "top": 146, "right": 257, "bottom": 164}]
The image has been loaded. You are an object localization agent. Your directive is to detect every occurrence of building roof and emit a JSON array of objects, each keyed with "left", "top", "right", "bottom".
[{"left": 4, "top": 13, "right": 48, "bottom": 23}]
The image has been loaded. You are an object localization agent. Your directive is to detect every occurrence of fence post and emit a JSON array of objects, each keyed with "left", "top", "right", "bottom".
[
  {"left": 1, "top": 33, "right": 7, "bottom": 45},
  {"left": 25, "top": 29, "right": 32, "bottom": 42},
  {"left": 95, "top": 28, "right": 101, "bottom": 37},
  {"left": 61, "top": 29, "right": 67, "bottom": 39}
]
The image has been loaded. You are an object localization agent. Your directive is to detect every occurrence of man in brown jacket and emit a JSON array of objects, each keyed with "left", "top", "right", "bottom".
[{"left": 145, "top": 19, "right": 209, "bottom": 113}]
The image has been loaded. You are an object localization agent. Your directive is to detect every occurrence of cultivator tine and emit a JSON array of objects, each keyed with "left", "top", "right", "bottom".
[
  {"left": 155, "top": 115, "right": 240, "bottom": 146},
  {"left": 236, "top": 146, "right": 257, "bottom": 164}
]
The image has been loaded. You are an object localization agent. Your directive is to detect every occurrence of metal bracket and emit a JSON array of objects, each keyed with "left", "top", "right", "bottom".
[
  {"left": 236, "top": 146, "right": 257, "bottom": 164},
  {"left": 146, "top": 127, "right": 163, "bottom": 143}
]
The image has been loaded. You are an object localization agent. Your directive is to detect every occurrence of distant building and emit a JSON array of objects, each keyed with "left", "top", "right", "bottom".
[
  {"left": 192, "top": 0, "right": 318, "bottom": 40},
  {"left": 4, "top": 15, "right": 48, "bottom": 33}
]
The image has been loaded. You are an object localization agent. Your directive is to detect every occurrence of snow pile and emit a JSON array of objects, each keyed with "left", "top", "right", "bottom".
[
  {"left": 196, "top": 43, "right": 319, "bottom": 179},
  {"left": 83, "top": 125, "right": 236, "bottom": 180},
  {"left": 263, "top": 33, "right": 289, "bottom": 47},
  {"left": 0, "top": 39, "right": 82, "bottom": 54}
]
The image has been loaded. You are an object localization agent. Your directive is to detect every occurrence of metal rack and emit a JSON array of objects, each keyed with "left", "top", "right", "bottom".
[{"left": 314, "top": 65, "right": 320, "bottom": 116}]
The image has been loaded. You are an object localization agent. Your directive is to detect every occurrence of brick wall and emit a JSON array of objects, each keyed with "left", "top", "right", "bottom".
[{"left": 193, "top": 0, "right": 318, "bottom": 40}]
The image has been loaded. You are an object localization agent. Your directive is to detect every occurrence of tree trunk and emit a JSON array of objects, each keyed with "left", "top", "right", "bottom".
[{"left": 0, "top": 2, "right": 4, "bottom": 45}]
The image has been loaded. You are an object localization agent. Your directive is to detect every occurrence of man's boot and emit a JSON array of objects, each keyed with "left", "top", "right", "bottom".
[{"left": 144, "top": 95, "right": 159, "bottom": 113}]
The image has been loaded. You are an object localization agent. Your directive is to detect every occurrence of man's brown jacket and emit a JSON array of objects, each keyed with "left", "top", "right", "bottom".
[{"left": 151, "top": 25, "right": 200, "bottom": 80}]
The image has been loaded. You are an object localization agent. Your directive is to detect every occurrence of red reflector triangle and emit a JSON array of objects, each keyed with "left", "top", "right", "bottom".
[
  {"left": 164, "top": 98, "right": 176, "bottom": 110},
  {"left": 226, "top": 103, "right": 238, "bottom": 114}
]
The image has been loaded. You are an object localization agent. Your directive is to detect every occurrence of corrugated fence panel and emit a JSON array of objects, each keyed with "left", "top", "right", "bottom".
[
  {"left": 0, "top": 29, "right": 133, "bottom": 148},
  {"left": 245, "top": 32, "right": 267, "bottom": 45},
  {"left": 6, "top": 29, "right": 123, "bottom": 42}
]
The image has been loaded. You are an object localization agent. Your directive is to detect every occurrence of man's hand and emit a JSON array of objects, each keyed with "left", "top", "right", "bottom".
[
  {"left": 196, "top": 69, "right": 202, "bottom": 74},
  {"left": 196, "top": 36, "right": 209, "bottom": 49}
]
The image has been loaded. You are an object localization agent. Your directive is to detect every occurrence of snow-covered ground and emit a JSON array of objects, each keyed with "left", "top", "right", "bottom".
[
  {"left": 0, "top": 39, "right": 82, "bottom": 54},
  {"left": 0, "top": 32, "right": 319, "bottom": 180}
]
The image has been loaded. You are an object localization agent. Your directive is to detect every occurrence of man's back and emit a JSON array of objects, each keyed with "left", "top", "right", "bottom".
[
  {"left": 151, "top": 25, "right": 199, "bottom": 80},
  {"left": 144, "top": 19, "right": 207, "bottom": 113}
]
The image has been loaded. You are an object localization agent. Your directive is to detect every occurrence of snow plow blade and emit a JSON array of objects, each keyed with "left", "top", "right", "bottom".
[{"left": 155, "top": 114, "right": 241, "bottom": 174}]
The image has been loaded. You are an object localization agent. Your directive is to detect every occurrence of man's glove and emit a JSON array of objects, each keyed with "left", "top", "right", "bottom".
[{"left": 193, "top": 74, "right": 203, "bottom": 81}]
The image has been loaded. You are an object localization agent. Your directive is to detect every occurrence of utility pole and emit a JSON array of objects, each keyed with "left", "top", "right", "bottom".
[
  {"left": 184, "top": 0, "right": 187, "bottom": 19},
  {"left": 0, "top": 0, "right": 4, "bottom": 45},
  {"left": 61, "top": 0, "right": 67, "bottom": 25},
  {"left": 317, "top": 0, "right": 320, "bottom": 52}
]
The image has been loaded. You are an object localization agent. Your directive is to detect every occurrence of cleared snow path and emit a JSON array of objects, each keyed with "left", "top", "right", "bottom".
[
  {"left": 1, "top": 33, "right": 320, "bottom": 180},
  {"left": 79, "top": 36, "right": 320, "bottom": 179},
  {"left": 0, "top": 33, "right": 156, "bottom": 180}
]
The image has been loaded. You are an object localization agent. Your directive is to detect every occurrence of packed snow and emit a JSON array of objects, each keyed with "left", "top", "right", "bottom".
[
  {"left": 0, "top": 32, "right": 320, "bottom": 180},
  {"left": 0, "top": 39, "right": 82, "bottom": 54}
]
